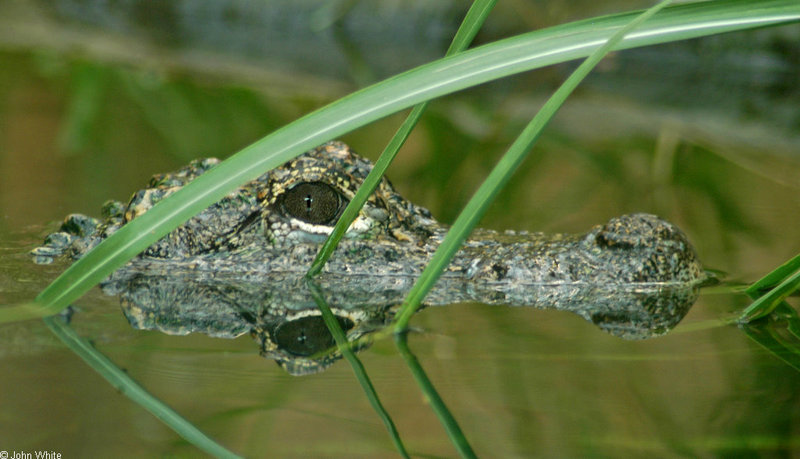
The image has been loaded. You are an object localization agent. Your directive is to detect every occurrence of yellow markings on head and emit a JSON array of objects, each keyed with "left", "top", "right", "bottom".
[{"left": 391, "top": 229, "right": 415, "bottom": 242}]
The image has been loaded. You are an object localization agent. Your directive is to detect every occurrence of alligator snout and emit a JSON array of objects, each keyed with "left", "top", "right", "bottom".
[
  {"left": 588, "top": 213, "right": 704, "bottom": 284},
  {"left": 457, "top": 213, "right": 704, "bottom": 287}
]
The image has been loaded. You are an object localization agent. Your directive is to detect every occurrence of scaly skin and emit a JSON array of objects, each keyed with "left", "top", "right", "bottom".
[
  {"left": 32, "top": 142, "right": 707, "bottom": 374},
  {"left": 32, "top": 141, "right": 704, "bottom": 288}
]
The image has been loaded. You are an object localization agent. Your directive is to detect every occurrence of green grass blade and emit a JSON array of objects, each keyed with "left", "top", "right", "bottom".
[
  {"left": 43, "top": 314, "right": 242, "bottom": 458},
  {"left": 306, "top": 4, "right": 497, "bottom": 454},
  {"left": 394, "top": 332, "right": 477, "bottom": 459},
  {"left": 305, "top": 280, "right": 409, "bottom": 458},
  {"left": 745, "top": 253, "right": 800, "bottom": 296},
  {"left": 394, "top": 0, "right": 675, "bottom": 331},
  {"left": 304, "top": 101, "right": 426, "bottom": 277},
  {"left": 739, "top": 269, "right": 800, "bottom": 323},
  {"left": 738, "top": 253, "right": 800, "bottom": 322},
  {"left": 444, "top": 0, "right": 498, "bottom": 55},
  {"left": 12, "top": 0, "right": 799, "bottom": 324},
  {"left": 306, "top": 0, "right": 497, "bottom": 277}
]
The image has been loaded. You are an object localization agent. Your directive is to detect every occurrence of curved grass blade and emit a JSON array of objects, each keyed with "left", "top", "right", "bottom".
[
  {"left": 307, "top": 0, "right": 497, "bottom": 276},
  {"left": 394, "top": 0, "right": 676, "bottom": 331},
  {"left": 739, "top": 269, "right": 800, "bottom": 323},
  {"left": 746, "top": 253, "right": 800, "bottom": 296},
  {"left": 394, "top": 332, "right": 477, "bottom": 459},
  {"left": 11, "top": 0, "right": 799, "bottom": 323},
  {"left": 739, "top": 253, "right": 800, "bottom": 322},
  {"left": 305, "top": 280, "right": 409, "bottom": 458},
  {"left": 307, "top": 4, "right": 496, "bottom": 454},
  {"left": 43, "top": 314, "right": 242, "bottom": 458}
]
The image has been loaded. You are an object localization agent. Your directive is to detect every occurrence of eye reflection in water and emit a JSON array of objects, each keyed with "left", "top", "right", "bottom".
[
  {"left": 31, "top": 144, "right": 710, "bottom": 375},
  {"left": 114, "top": 273, "right": 703, "bottom": 376}
]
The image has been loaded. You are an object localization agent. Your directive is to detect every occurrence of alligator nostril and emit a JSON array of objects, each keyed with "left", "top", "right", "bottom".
[
  {"left": 596, "top": 213, "right": 665, "bottom": 248},
  {"left": 491, "top": 263, "right": 508, "bottom": 280}
]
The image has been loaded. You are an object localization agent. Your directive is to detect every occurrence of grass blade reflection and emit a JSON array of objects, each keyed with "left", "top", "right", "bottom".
[
  {"left": 306, "top": 279, "right": 410, "bottom": 458},
  {"left": 42, "top": 313, "right": 242, "bottom": 459},
  {"left": 740, "top": 303, "right": 800, "bottom": 372},
  {"left": 394, "top": 332, "right": 477, "bottom": 459}
]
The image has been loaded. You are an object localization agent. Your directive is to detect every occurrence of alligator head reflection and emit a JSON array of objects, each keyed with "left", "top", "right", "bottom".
[
  {"left": 32, "top": 142, "right": 708, "bottom": 375},
  {"left": 111, "top": 271, "right": 701, "bottom": 376}
]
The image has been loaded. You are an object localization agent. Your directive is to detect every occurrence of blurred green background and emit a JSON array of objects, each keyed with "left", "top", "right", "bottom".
[{"left": 1, "top": 0, "right": 799, "bottom": 456}]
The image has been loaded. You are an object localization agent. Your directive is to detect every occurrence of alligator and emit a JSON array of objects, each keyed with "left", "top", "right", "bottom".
[{"left": 32, "top": 141, "right": 707, "bottom": 374}]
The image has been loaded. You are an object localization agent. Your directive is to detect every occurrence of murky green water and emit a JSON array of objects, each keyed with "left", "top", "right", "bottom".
[{"left": 1, "top": 1, "right": 799, "bottom": 457}]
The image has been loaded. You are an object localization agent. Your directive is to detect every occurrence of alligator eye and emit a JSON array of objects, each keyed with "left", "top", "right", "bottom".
[{"left": 281, "top": 181, "right": 344, "bottom": 225}]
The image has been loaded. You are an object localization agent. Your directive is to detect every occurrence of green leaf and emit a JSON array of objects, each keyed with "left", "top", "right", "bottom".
[
  {"left": 308, "top": 4, "right": 495, "bottom": 455},
  {"left": 393, "top": 0, "right": 676, "bottom": 331},
  {"left": 739, "top": 253, "right": 800, "bottom": 323},
  {"left": 745, "top": 253, "right": 800, "bottom": 296},
  {"left": 739, "top": 268, "right": 800, "bottom": 323},
  {"left": 12, "top": 0, "right": 799, "bottom": 324},
  {"left": 307, "top": 0, "right": 498, "bottom": 277}
]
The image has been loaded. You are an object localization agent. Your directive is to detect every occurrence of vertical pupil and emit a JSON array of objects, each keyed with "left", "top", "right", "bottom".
[{"left": 281, "top": 182, "right": 344, "bottom": 225}]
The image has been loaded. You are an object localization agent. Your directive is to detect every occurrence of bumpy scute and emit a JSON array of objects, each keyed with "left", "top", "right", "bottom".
[{"left": 31, "top": 141, "right": 705, "bottom": 289}]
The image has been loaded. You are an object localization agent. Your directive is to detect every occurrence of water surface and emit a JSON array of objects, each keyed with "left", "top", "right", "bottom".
[{"left": 1, "top": 1, "right": 799, "bottom": 456}]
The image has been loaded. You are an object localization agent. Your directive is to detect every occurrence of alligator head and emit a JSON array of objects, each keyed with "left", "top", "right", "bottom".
[{"left": 32, "top": 141, "right": 708, "bottom": 374}]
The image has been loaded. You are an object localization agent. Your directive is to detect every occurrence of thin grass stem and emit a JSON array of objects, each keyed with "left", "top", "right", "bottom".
[
  {"left": 12, "top": 0, "right": 796, "bottom": 324},
  {"left": 394, "top": 0, "right": 676, "bottom": 331},
  {"left": 306, "top": 0, "right": 497, "bottom": 277}
]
